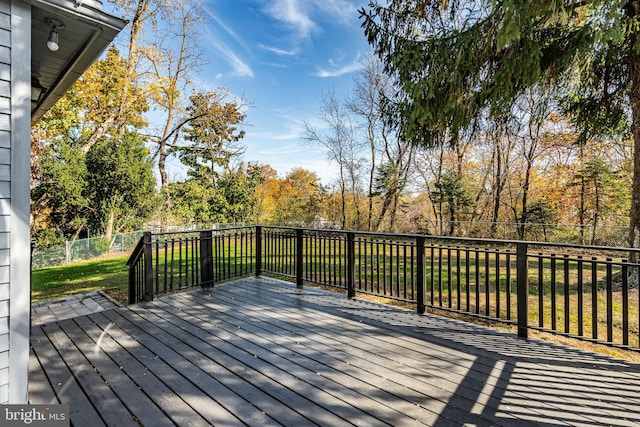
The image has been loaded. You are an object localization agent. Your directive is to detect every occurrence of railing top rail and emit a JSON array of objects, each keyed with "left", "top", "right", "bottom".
[
  {"left": 260, "top": 226, "right": 640, "bottom": 254},
  {"left": 126, "top": 235, "right": 145, "bottom": 266},
  {"left": 136, "top": 224, "right": 640, "bottom": 254},
  {"left": 151, "top": 224, "right": 258, "bottom": 238}
]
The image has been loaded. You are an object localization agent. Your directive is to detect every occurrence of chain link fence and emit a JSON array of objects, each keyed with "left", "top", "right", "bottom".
[
  {"left": 32, "top": 231, "right": 146, "bottom": 270},
  {"left": 31, "top": 223, "right": 251, "bottom": 270}
]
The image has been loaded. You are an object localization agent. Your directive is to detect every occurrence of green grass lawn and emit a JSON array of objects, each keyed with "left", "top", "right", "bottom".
[{"left": 32, "top": 255, "right": 130, "bottom": 304}]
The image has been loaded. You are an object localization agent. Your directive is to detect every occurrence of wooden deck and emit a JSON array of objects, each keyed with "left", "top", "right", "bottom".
[{"left": 29, "top": 276, "right": 640, "bottom": 426}]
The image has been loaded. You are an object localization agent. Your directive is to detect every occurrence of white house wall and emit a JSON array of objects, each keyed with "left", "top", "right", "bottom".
[{"left": 0, "top": 0, "right": 31, "bottom": 404}]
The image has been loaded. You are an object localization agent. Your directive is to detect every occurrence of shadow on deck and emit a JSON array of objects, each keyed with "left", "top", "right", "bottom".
[{"left": 29, "top": 276, "right": 640, "bottom": 426}]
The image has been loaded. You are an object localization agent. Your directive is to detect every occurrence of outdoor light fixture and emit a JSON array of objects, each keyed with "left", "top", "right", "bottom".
[{"left": 44, "top": 18, "right": 64, "bottom": 52}]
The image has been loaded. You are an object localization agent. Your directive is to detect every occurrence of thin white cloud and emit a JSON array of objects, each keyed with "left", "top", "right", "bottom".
[
  {"left": 263, "top": 0, "right": 358, "bottom": 38},
  {"left": 203, "top": 8, "right": 254, "bottom": 78},
  {"left": 313, "top": 54, "right": 365, "bottom": 78},
  {"left": 252, "top": 130, "right": 301, "bottom": 142},
  {"left": 265, "top": 0, "right": 317, "bottom": 37},
  {"left": 206, "top": 8, "right": 243, "bottom": 45},
  {"left": 214, "top": 43, "right": 254, "bottom": 77},
  {"left": 312, "top": 0, "right": 358, "bottom": 25},
  {"left": 259, "top": 43, "right": 299, "bottom": 56},
  {"left": 257, "top": 144, "right": 306, "bottom": 155}
]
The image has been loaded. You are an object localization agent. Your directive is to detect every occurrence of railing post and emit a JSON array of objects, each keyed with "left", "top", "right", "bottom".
[
  {"left": 128, "top": 262, "right": 135, "bottom": 304},
  {"left": 255, "top": 226, "right": 262, "bottom": 277},
  {"left": 296, "top": 228, "right": 304, "bottom": 288},
  {"left": 416, "top": 236, "right": 425, "bottom": 314},
  {"left": 143, "top": 231, "right": 154, "bottom": 302},
  {"left": 200, "top": 230, "right": 213, "bottom": 288},
  {"left": 347, "top": 232, "right": 355, "bottom": 299},
  {"left": 516, "top": 242, "right": 528, "bottom": 338}
]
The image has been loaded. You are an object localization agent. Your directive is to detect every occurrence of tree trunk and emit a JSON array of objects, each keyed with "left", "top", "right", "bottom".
[
  {"left": 339, "top": 170, "right": 347, "bottom": 229},
  {"left": 490, "top": 139, "right": 502, "bottom": 236},
  {"left": 627, "top": 2, "right": 640, "bottom": 261},
  {"left": 105, "top": 209, "right": 115, "bottom": 242},
  {"left": 591, "top": 180, "right": 600, "bottom": 245},
  {"left": 629, "top": 93, "right": 640, "bottom": 252},
  {"left": 579, "top": 144, "right": 586, "bottom": 245}
]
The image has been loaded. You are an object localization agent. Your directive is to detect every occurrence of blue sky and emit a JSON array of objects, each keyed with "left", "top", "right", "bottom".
[{"left": 196, "top": 0, "right": 371, "bottom": 184}]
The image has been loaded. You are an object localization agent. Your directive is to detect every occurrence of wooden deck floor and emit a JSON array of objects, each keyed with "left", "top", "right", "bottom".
[{"left": 29, "top": 276, "right": 640, "bottom": 426}]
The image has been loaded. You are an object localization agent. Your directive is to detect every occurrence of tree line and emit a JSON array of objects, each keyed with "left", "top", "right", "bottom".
[{"left": 30, "top": 0, "right": 636, "bottom": 249}]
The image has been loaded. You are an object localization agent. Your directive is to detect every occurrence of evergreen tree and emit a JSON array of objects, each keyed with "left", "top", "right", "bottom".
[{"left": 361, "top": 0, "right": 640, "bottom": 247}]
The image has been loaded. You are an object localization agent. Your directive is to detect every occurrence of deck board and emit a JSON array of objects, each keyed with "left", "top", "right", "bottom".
[
  {"left": 30, "top": 276, "right": 640, "bottom": 426},
  {"left": 30, "top": 325, "right": 105, "bottom": 426}
]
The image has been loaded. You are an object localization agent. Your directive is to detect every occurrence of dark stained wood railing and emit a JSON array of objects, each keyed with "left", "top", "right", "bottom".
[{"left": 128, "top": 225, "right": 640, "bottom": 351}]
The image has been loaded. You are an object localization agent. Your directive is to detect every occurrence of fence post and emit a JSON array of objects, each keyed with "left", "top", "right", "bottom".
[
  {"left": 143, "top": 231, "right": 154, "bottom": 302},
  {"left": 347, "top": 232, "right": 355, "bottom": 298},
  {"left": 200, "top": 230, "right": 214, "bottom": 288},
  {"left": 416, "top": 236, "right": 426, "bottom": 314},
  {"left": 255, "top": 226, "right": 262, "bottom": 277},
  {"left": 516, "top": 242, "right": 528, "bottom": 338},
  {"left": 296, "top": 228, "right": 304, "bottom": 288},
  {"left": 65, "top": 240, "right": 70, "bottom": 265}
]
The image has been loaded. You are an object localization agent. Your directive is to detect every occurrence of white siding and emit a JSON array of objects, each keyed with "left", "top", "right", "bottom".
[
  {"left": 6, "top": 0, "right": 30, "bottom": 404},
  {"left": 0, "top": 0, "right": 9, "bottom": 404}
]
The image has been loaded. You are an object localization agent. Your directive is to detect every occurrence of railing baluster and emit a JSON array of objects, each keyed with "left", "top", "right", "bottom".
[
  {"left": 335, "top": 235, "right": 340, "bottom": 288},
  {"left": 438, "top": 246, "right": 443, "bottom": 307},
  {"left": 347, "top": 232, "right": 355, "bottom": 298},
  {"left": 592, "top": 257, "right": 598, "bottom": 340},
  {"left": 235, "top": 231, "right": 239, "bottom": 277},
  {"left": 403, "top": 243, "right": 408, "bottom": 300},
  {"left": 456, "top": 247, "right": 461, "bottom": 311},
  {"left": 144, "top": 231, "right": 153, "bottom": 302},
  {"left": 255, "top": 226, "right": 262, "bottom": 276},
  {"left": 322, "top": 234, "right": 326, "bottom": 284},
  {"left": 416, "top": 236, "right": 425, "bottom": 314},
  {"left": 296, "top": 229, "right": 304, "bottom": 288},
  {"left": 564, "top": 255, "right": 570, "bottom": 334},
  {"left": 376, "top": 240, "right": 380, "bottom": 294},
  {"left": 200, "top": 231, "right": 213, "bottom": 287},
  {"left": 176, "top": 239, "right": 181, "bottom": 288},
  {"left": 382, "top": 239, "right": 387, "bottom": 296},
  {"left": 551, "top": 255, "right": 557, "bottom": 331},
  {"left": 163, "top": 240, "right": 168, "bottom": 292},
  {"left": 516, "top": 242, "right": 528, "bottom": 339},
  {"left": 465, "top": 248, "right": 470, "bottom": 312},
  {"left": 606, "top": 258, "right": 613, "bottom": 343},
  {"left": 314, "top": 233, "right": 318, "bottom": 283},
  {"left": 506, "top": 251, "right": 511, "bottom": 320},
  {"left": 577, "top": 256, "right": 583, "bottom": 337},
  {"left": 172, "top": 238, "right": 177, "bottom": 288},
  {"left": 475, "top": 249, "right": 480, "bottom": 314},
  {"left": 485, "top": 248, "right": 490, "bottom": 317},
  {"left": 495, "top": 249, "right": 500, "bottom": 319},
  {"left": 447, "top": 247, "right": 452, "bottom": 309},
  {"left": 622, "top": 261, "right": 629, "bottom": 346},
  {"left": 356, "top": 237, "right": 362, "bottom": 292},
  {"left": 154, "top": 239, "right": 160, "bottom": 295},
  {"left": 392, "top": 240, "right": 397, "bottom": 297},
  {"left": 538, "top": 253, "right": 544, "bottom": 328},
  {"left": 370, "top": 238, "right": 374, "bottom": 293}
]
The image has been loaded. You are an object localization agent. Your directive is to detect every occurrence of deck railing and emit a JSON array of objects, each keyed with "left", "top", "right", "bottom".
[{"left": 128, "top": 225, "right": 640, "bottom": 351}]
